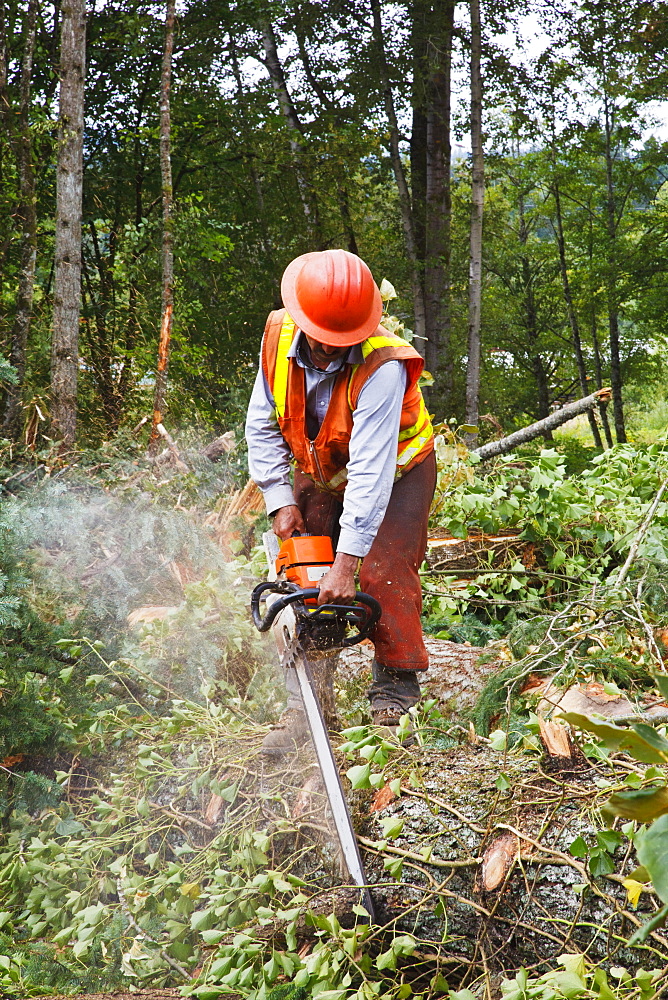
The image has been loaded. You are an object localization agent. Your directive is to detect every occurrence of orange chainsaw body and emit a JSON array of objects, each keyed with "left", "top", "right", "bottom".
[{"left": 275, "top": 535, "right": 334, "bottom": 590}]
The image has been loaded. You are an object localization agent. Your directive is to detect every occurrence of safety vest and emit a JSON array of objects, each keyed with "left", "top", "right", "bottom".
[{"left": 261, "top": 309, "right": 434, "bottom": 494}]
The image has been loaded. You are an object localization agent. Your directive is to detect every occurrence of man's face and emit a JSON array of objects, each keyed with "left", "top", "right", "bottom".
[{"left": 305, "top": 335, "right": 349, "bottom": 370}]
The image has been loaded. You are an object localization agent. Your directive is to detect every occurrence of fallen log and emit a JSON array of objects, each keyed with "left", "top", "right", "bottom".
[
  {"left": 337, "top": 635, "right": 503, "bottom": 715},
  {"left": 473, "top": 388, "right": 612, "bottom": 461}
]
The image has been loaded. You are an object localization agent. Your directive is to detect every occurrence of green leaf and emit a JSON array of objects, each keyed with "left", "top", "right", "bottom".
[
  {"left": 459, "top": 424, "right": 478, "bottom": 435},
  {"left": 376, "top": 947, "right": 397, "bottom": 971},
  {"left": 383, "top": 856, "right": 403, "bottom": 880},
  {"left": 495, "top": 773, "right": 511, "bottom": 791},
  {"left": 559, "top": 713, "right": 668, "bottom": 764},
  {"left": 596, "top": 830, "right": 621, "bottom": 853},
  {"left": 346, "top": 763, "right": 371, "bottom": 789},
  {"left": 391, "top": 934, "right": 416, "bottom": 955},
  {"left": 606, "top": 785, "right": 668, "bottom": 822},
  {"left": 380, "top": 816, "right": 404, "bottom": 840},
  {"left": 55, "top": 819, "right": 85, "bottom": 836},
  {"left": 589, "top": 850, "right": 615, "bottom": 876},
  {"left": 636, "top": 814, "right": 668, "bottom": 902},
  {"left": 489, "top": 729, "right": 507, "bottom": 751},
  {"left": 551, "top": 970, "right": 587, "bottom": 997},
  {"left": 200, "top": 929, "right": 225, "bottom": 945},
  {"left": 569, "top": 836, "right": 588, "bottom": 858}
]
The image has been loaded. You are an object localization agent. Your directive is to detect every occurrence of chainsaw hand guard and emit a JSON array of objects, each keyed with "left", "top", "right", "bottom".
[{"left": 251, "top": 581, "right": 381, "bottom": 648}]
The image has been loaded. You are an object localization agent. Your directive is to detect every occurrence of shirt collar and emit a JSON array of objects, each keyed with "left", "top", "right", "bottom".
[{"left": 287, "top": 330, "right": 364, "bottom": 371}]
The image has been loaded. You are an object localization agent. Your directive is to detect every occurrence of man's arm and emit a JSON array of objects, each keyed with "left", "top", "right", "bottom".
[
  {"left": 316, "top": 361, "right": 406, "bottom": 605},
  {"left": 245, "top": 365, "right": 301, "bottom": 520}
]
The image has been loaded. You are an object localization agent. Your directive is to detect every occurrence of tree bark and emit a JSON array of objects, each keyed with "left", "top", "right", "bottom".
[
  {"left": 410, "top": 0, "right": 428, "bottom": 273},
  {"left": 517, "top": 188, "right": 552, "bottom": 438},
  {"left": 149, "top": 0, "right": 176, "bottom": 455},
  {"left": 602, "top": 85, "right": 626, "bottom": 443},
  {"left": 473, "top": 388, "right": 612, "bottom": 461},
  {"left": 2, "top": 0, "right": 38, "bottom": 441},
  {"left": 552, "top": 178, "right": 603, "bottom": 448},
  {"left": 370, "top": 0, "right": 427, "bottom": 354},
  {"left": 465, "top": 0, "right": 484, "bottom": 441},
  {"left": 261, "top": 21, "right": 321, "bottom": 246},
  {"left": 424, "top": 1, "right": 454, "bottom": 396},
  {"left": 0, "top": 0, "right": 12, "bottom": 334},
  {"left": 587, "top": 215, "right": 614, "bottom": 447},
  {"left": 50, "top": 0, "right": 86, "bottom": 447}
]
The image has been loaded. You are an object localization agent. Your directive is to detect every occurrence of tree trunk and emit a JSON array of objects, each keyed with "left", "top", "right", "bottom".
[
  {"left": 552, "top": 178, "right": 603, "bottom": 448},
  {"left": 602, "top": 87, "right": 626, "bottom": 443},
  {"left": 516, "top": 189, "right": 552, "bottom": 439},
  {"left": 0, "top": 0, "right": 12, "bottom": 336},
  {"left": 261, "top": 21, "right": 321, "bottom": 246},
  {"left": 370, "top": 0, "right": 428, "bottom": 354},
  {"left": 2, "top": 0, "right": 38, "bottom": 441},
  {"left": 148, "top": 0, "right": 175, "bottom": 455},
  {"left": 410, "top": 0, "right": 428, "bottom": 273},
  {"left": 50, "top": 0, "right": 86, "bottom": 448},
  {"left": 424, "top": 1, "right": 454, "bottom": 398},
  {"left": 473, "top": 388, "right": 612, "bottom": 461},
  {"left": 587, "top": 216, "right": 614, "bottom": 447},
  {"left": 465, "top": 0, "right": 484, "bottom": 441}
]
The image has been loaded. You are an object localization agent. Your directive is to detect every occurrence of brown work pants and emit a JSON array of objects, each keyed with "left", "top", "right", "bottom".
[{"left": 293, "top": 450, "right": 436, "bottom": 672}]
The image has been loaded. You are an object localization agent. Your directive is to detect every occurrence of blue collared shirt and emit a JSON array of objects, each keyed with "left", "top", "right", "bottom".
[{"left": 245, "top": 331, "right": 407, "bottom": 557}]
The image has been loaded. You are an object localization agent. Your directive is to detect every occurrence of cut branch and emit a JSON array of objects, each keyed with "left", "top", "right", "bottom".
[{"left": 473, "top": 389, "right": 612, "bottom": 461}]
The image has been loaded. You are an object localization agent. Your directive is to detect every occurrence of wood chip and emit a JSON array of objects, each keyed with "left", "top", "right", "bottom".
[
  {"left": 292, "top": 773, "right": 325, "bottom": 819},
  {"left": 370, "top": 784, "right": 397, "bottom": 812},
  {"left": 203, "top": 793, "right": 224, "bottom": 825},
  {"left": 481, "top": 831, "right": 519, "bottom": 891},
  {"left": 127, "top": 606, "right": 178, "bottom": 627},
  {"left": 538, "top": 716, "right": 573, "bottom": 759}
]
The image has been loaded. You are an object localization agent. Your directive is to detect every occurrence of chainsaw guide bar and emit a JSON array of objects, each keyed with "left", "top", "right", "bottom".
[{"left": 254, "top": 531, "right": 377, "bottom": 921}]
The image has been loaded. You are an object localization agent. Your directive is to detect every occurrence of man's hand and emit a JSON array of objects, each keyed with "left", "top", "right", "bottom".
[
  {"left": 272, "top": 505, "right": 305, "bottom": 540},
  {"left": 317, "top": 552, "right": 359, "bottom": 606}
]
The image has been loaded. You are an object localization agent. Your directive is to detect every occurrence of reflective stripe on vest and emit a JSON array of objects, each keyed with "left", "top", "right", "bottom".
[
  {"left": 398, "top": 395, "right": 430, "bottom": 442},
  {"left": 273, "top": 313, "right": 297, "bottom": 419}
]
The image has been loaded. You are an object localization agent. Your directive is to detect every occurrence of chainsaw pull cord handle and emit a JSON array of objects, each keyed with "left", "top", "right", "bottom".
[{"left": 250, "top": 582, "right": 381, "bottom": 646}]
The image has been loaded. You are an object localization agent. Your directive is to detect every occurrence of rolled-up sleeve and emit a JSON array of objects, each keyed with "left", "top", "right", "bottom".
[
  {"left": 245, "top": 366, "right": 296, "bottom": 515},
  {"left": 336, "top": 361, "right": 407, "bottom": 558}
]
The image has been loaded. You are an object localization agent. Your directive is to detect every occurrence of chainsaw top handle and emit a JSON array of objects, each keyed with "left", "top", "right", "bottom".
[{"left": 250, "top": 581, "right": 381, "bottom": 647}]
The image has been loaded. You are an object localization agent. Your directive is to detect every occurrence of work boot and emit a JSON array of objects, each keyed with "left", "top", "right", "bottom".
[
  {"left": 371, "top": 704, "right": 415, "bottom": 742},
  {"left": 261, "top": 708, "right": 310, "bottom": 756},
  {"left": 368, "top": 660, "right": 420, "bottom": 742}
]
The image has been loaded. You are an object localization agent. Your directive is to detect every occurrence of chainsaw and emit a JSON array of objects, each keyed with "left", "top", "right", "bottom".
[{"left": 251, "top": 533, "right": 380, "bottom": 919}]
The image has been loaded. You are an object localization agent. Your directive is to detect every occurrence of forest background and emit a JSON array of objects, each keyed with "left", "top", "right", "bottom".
[
  {"left": 3, "top": 2, "right": 668, "bottom": 999},
  {"left": 2, "top": 0, "right": 668, "bottom": 448}
]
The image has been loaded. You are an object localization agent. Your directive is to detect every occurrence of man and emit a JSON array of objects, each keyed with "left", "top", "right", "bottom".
[{"left": 245, "top": 249, "right": 436, "bottom": 753}]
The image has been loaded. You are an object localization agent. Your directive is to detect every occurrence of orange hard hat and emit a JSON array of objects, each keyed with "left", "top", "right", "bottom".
[{"left": 281, "top": 249, "right": 383, "bottom": 347}]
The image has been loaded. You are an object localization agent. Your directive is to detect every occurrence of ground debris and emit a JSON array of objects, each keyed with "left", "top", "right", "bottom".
[{"left": 32, "top": 992, "right": 193, "bottom": 1000}]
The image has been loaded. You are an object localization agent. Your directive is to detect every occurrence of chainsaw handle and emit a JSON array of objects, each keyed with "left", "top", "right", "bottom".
[
  {"left": 250, "top": 581, "right": 299, "bottom": 631},
  {"left": 250, "top": 582, "right": 381, "bottom": 645},
  {"left": 301, "top": 590, "right": 382, "bottom": 647}
]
